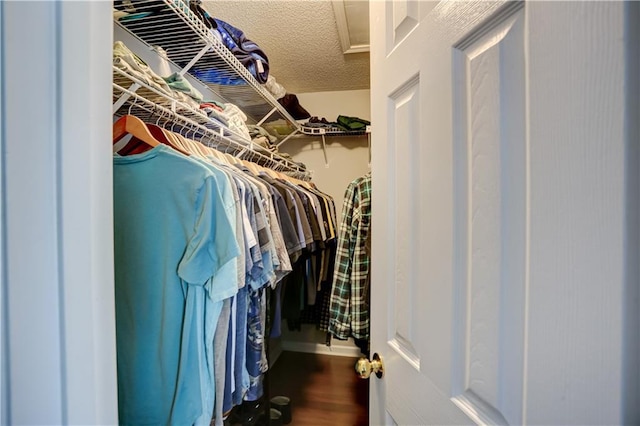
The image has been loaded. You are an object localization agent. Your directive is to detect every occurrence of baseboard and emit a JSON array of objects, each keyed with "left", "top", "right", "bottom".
[{"left": 280, "top": 340, "right": 362, "bottom": 357}]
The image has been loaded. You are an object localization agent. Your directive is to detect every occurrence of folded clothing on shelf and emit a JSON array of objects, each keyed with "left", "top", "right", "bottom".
[
  {"left": 336, "top": 115, "right": 370, "bottom": 131},
  {"left": 300, "top": 116, "right": 371, "bottom": 133},
  {"left": 200, "top": 103, "right": 229, "bottom": 127},
  {"left": 223, "top": 103, "right": 251, "bottom": 140},
  {"left": 189, "top": 0, "right": 270, "bottom": 84},
  {"left": 200, "top": 101, "right": 251, "bottom": 141},
  {"left": 113, "top": 41, "right": 174, "bottom": 98},
  {"left": 303, "top": 116, "right": 336, "bottom": 129},
  {"left": 248, "top": 125, "right": 279, "bottom": 153},
  {"left": 113, "top": 2, "right": 166, "bottom": 21},
  {"left": 163, "top": 72, "right": 204, "bottom": 102},
  {"left": 214, "top": 18, "right": 270, "bottom": 84},
  {"left": 265, "top": 75, "right": 286, "bottom": 100},
  {"left": 148, "top": 45, "right": 172, "bottom": 78},
  {"left": 114, "top": 41, "right": 205, "bottom": 114},
  {"left": 248, "top": 124, "right": 278, "bottom": 144}
]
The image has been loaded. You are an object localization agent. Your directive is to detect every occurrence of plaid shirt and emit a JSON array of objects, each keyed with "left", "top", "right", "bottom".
[{"left": 328, "top": 173, "right": 371, "bottom": 340}]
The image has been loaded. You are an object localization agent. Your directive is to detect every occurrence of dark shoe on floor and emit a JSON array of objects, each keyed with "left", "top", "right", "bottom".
[
  {"left": 269, "top": 408, "right": 283, "bottom": 426},
  {"left": 270, "top": 396, "right": 291, "bottom": 424}
]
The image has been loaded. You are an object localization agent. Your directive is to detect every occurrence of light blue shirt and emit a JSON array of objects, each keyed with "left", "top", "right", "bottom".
[
  {"left": 114, "top": 145, "right": 239, "bottom": 425},
  {"left": 189, "top": 157, "right": 240, "bottom": 425}
]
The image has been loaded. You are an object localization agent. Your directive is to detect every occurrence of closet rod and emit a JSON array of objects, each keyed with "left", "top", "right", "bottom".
[{"left": 113, "top": 82, "right": 311, "bottom": 180}]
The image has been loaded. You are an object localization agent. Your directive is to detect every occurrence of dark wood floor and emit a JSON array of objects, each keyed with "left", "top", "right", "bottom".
[{"left": 268, "top": 351, "right": 369, "bottom": 426}]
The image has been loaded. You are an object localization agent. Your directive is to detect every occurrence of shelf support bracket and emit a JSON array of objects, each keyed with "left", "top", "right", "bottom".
[
  {"left": 112, "top": 82, "right": 140, "bottom": 114},
  {"left": 257, "top": 107, "right": 278, "bottom": 126},
  {"left": 275, "top": 128, "right": 301, "bottom": 148},
  {"left": 321, "top": 132, "right": 329, "bottom": 168},
  {"left": 179, "top": 43, "right": 212, "bottom": 76}
]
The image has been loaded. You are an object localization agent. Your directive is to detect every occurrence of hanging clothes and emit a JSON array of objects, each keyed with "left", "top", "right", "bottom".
[
  {"left": 113, "top": 118, "right": 338, "bottom": 425},
  {"left": 328, "top": 172, "right": 372, "bottom": 342},
  {"left": 113, "top": 144, "right": 240, "bottom": 426}
]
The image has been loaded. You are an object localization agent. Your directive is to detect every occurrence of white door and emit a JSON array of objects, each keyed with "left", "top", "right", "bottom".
[{"left": 370, "top": 1, "right": 638, "bottom": 425}]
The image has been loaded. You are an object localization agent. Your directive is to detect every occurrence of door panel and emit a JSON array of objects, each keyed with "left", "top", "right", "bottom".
[
  {"left": 450, "top": 5, "right": 526, "bottom": 425},
  {"left": 371, "top": 1, "right": 635, "bottom": 424},
  {"left": 388, "top": 0, "right": 421, "bottom": 51},
  {"left": 525, "top": 2, "right": 627, "bottom": 423},
  {"left": 371, "top": 1, "right": 507, "bottom": 424},
  {"left": 388, "top": 75, "right": 421, "bottom": 369}
]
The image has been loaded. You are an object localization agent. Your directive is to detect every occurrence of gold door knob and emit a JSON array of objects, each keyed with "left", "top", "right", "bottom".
[{"left": 355, "top": 352, "right": 384, "bottom": 379}]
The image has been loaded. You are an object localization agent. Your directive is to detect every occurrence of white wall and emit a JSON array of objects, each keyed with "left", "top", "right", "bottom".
[
  {"left": 278, "top": 89, "right": 370, "bottom": 356},
  {"left": 297, "top": 89, "right": 371, "bottom": 121},
  {"left": 282, "top": 89, "right": 371, "bottom": 218}
]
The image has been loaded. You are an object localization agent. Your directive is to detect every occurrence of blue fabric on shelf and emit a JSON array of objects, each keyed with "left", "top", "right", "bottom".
[
  {"left": 213, "top": 18, "right": 270, "bottom": 84},
  {"left": 187, "top": 1, "right": 270, "bottom": 85}
]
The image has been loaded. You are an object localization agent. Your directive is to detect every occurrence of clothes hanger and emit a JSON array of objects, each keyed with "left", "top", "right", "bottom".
[
  {"left": 149, "top": 110, "right": 187, "bottom": 154},
  {"left": 208, "top": 146, "right": 227, "bottom": 163},
  {"left": 167, "top": 131, "right": 193, "bottom": 155},
  {"left": 146, "top": 123, "right": 190, "bottom": 156},
  {"left": 199, "top": 142, "right": 217, "bottom": 160},
  {"left": 293, "top": 173, "right": 313, "bottom": 189},
  {"left": 113, "top": 114, "right": 160, "bottom": 155},
  {"left": 223, "top": 144, "right": 241, "bottom": 165},
  {"left": 241, "top": 150, "right": 261, "bottom": 174},
  {"left": 188, "top": 128, "right": 211, "bottom": 158},
  {"left": 171, "top": 123, "right": 195, "bottom": 156},
  {"left": 264, "top": 156, "right": 281, "bottom": 179},
  {"left": 178, "top": 130, "right": 207, "bottom": 159},
  {"left": 152, "top": 111, "right": 185, "bottom": 153},
  {"left": 209, "top": 146, "right": 229, "bottom": 164},
  {"left": 162, "top": 118, "right": 194, "bottom": 155},
  {"left": 200, "top": 134, "right": 231, "bottom": 165}
]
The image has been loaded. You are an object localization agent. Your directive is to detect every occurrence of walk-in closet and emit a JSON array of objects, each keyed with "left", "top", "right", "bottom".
[
  {"left": 3, "top": 1, "right": 637, "bottom": 425},
  {"left": 111, "top": 1, "right": 372, "bottom": 424}
]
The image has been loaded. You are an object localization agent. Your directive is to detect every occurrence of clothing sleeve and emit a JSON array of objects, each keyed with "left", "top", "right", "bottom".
[
  {"left": 275, "top": 192, "right": 303, "bottom": 256},
  {"left": 207, "top": 170, "right": 242, "bottom": 301},
  {"left": 328, "top": 182, "right": 358, "bottom": 339},
  {"left": 178, "top": 175, "right": 239, "bottom": 285}
]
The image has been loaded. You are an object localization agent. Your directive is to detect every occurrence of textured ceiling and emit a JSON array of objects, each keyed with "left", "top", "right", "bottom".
[{"left": 202, "top": 0, "right": 370, "bottom": 94}]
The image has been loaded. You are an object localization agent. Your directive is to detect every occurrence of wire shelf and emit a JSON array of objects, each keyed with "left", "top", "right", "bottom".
[
  {"left": 299, "top": 125, "right": 370, "bottom": 137},
  {"left": 113, "top": 80, "right": 311, "bottom": 180},
  {"left": 113, "top": 0, "right": 299, "bottom": 131}
]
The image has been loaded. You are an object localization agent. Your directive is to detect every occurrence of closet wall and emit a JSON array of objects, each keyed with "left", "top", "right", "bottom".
[
  {"left": 281, "top": 89, "right": 371, "bottom": 217},
  {"left": 277, "top": 89, "right": 371, "bottom": 356}
]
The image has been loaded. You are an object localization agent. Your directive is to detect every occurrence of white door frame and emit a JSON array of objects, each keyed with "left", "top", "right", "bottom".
[{"left": 1, "top": 1, "right": 117, "bottom": 423}]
